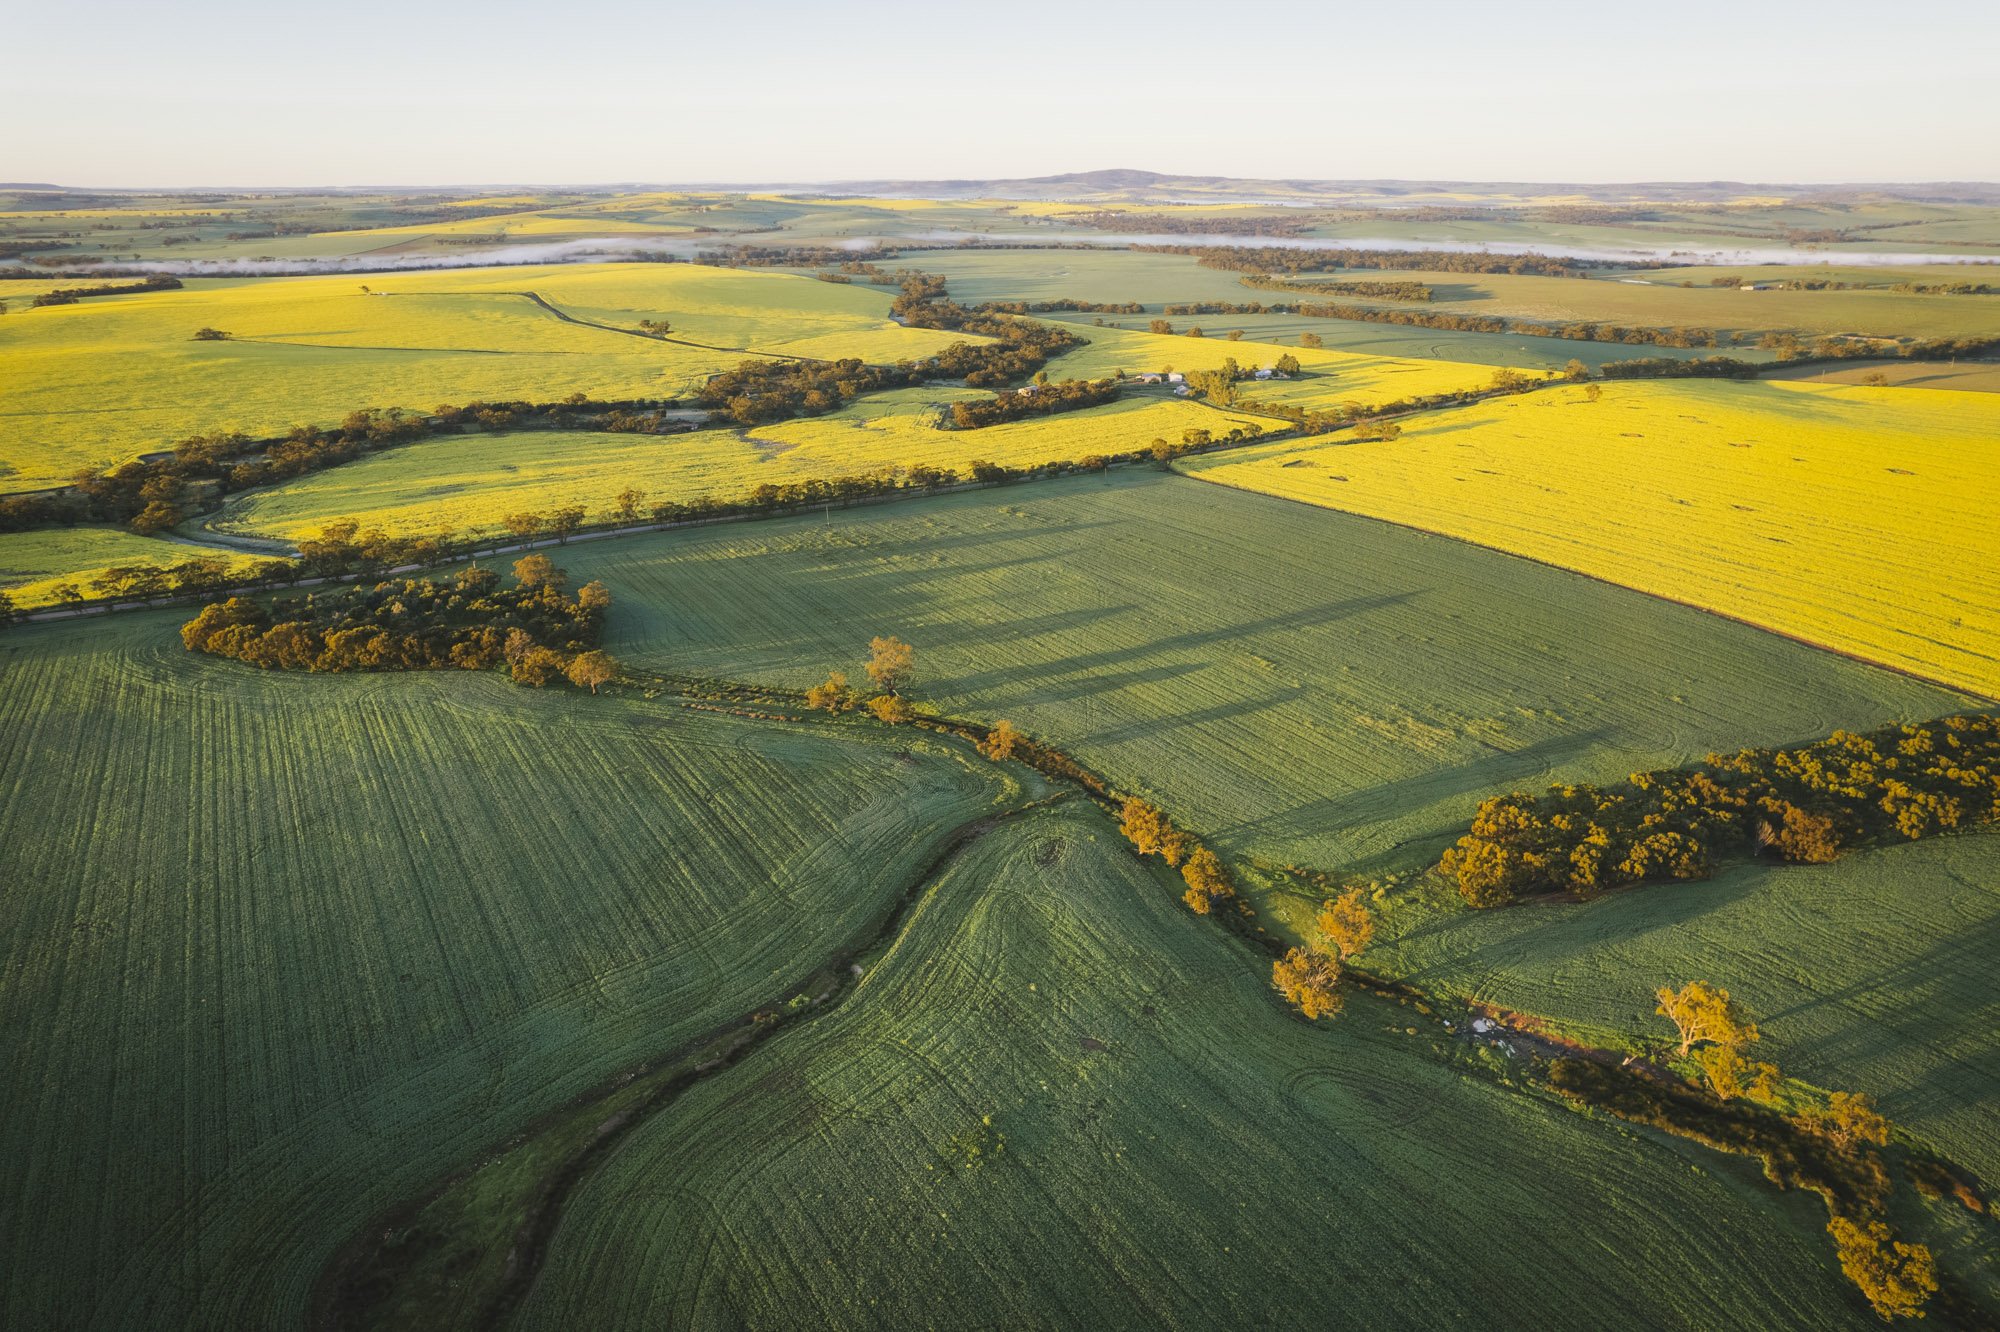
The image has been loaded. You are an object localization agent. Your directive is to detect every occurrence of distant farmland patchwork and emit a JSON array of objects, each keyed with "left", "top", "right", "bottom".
[
  {"left": 205, "top": 390, "right": 1277, "bottom": 543},
  {"left": 0, "top": 263, "right": 978, "bottom": 488}
]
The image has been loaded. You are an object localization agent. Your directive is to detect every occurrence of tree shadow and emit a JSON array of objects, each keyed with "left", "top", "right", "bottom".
[
  {"left": 1216, "top": 726, "right": 1612, "bottom": 853},
  {"left": 946, "top": 591, "right": 1423, "bottom": 696}
]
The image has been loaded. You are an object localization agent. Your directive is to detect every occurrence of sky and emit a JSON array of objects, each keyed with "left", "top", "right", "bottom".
[{"left": 7, "top": 0, "right": 1995, "bottom": 188}]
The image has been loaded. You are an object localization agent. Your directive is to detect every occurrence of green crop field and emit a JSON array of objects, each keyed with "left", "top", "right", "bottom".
[
  {"left": 512, "top": 800, "right": 1871, "bottom": 1330},
  {"left": 0, "top": 262, "right": 975, "bottom": 489},
  {"left": 1269, "top": 267, "right": 2000, "bottom": 343},
  {"left": 0, "top": 610, "right": 1027, "bottom": 1327},
  {"left": 1048, "top": 324, "right": 1506, "bottom": 407},
  {"left": 0, "top": 525, "right": 264, "bottom": 608},
  {"left": 1367, "top": 830, "right": 2000, "bottom": 1185},
  {"left": 204, "top": 390, "right": 1278, "bottom": 542},
  {"left": 555, "top": 470, "right": 1971, "bottom": 874}
]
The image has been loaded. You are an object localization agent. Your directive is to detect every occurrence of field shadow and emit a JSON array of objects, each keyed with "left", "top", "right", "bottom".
[
  {"left": 1027, "top": 662, "right": 1208, "bottom": 703},
  {"left": 1217, "top": 726, "right": 1611, "bottom": 855},
  {"left": 946, "top": 591, "right": 1423, "bottom": 696},
  {"left": 943, "top": 604, "right": 1144, "bottom": 648},
  {"left": 1086, "top": 684, "right": 1310, "bottom": 744}
]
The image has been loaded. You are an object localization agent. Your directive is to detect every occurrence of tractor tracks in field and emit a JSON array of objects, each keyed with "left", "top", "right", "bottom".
[{"left": 313, "top": 782, "right": 1068, "bottom": 1331}]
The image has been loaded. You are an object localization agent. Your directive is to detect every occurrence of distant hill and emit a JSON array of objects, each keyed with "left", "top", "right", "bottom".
[{"left": 825, "top": 170, "right": 2000, "bottom": 208}]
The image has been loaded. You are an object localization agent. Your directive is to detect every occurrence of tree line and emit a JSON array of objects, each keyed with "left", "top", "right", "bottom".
[
  {"left": 180, "top": 554, "right": 617, "bottom": 689},
  {"left": 1070, "top": 210, "right": 1319, "bottom": 237},
  {"left": 1440, "top": 714, "right": 2000, "bottom": 907},
  {"left": 1547, "top": 978, "right": 1945, "bottom": 1320},
  {"left": 970, "top": 297, "right": 1147, "bottom": 315},
  {"left": 29, "top": 276, "right": 182, "bottom": 306},
  {"left": 1755, "top": 330, "right": 2000, "bottom": 363},
  {"left": 1238, "top": 275, "right": 1434, "bottom": 301},
  {"left": 1890, "top": 281, "right": 1995, "bottom": 295},
  {"left": 947, "top": 376, "right": 1121, "bottom": 428},
  {"left": 1240, "top": 283, "right": 1733, "bottom": 349},
  {"left": 1138, "top": 243, "right": 1614, "bottom": 279},
  {"left": 1598, "top": 356, "right": 1760, "bottom": 379},
  {"left": 0, "top": 397, "right": 689, "bottom": 536}
]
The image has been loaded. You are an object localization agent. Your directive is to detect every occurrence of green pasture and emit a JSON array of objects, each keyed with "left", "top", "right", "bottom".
[
  {"left": 0, "top": 609, "right": 1023, "bottom": 1327},
  {"left": 556, "top": 469, "right": 1970, "bottom": 874},
  {"left": 515, "top": 802, "right": 1872, "bottom": 1331},
  {"left": 1368, "top": 831, "right": 2000, "bottom": 1185},
  {"left": 204, "top": 391, "right": 1276, "bottom": 542}
]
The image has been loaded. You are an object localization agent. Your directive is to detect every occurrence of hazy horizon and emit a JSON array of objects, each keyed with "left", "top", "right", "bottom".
[
  {"left": 10, "top": 0, "right": 1994, "bottom": 189},
  {"left": 10, "top": 170, "right": 2000, "bottom": 194}
]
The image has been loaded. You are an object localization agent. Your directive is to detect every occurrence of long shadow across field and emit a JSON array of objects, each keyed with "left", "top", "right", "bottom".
[{"left": 944, "top": 592, "right": 1424, "bottom": 696}]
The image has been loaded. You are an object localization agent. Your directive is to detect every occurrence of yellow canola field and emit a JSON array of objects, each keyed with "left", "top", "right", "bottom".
[
  {"left": 1184, "top": 380, "right": 2000, "bottom": 697},
  {"left": 211, "top": 390, "right": 1275, "bottom": 542},
  {"left": 1051, "top": 325, "right": 1507, "bottom": 408},
  {"left": 0, "top": 263, "right": 975, "bottom": 489}
]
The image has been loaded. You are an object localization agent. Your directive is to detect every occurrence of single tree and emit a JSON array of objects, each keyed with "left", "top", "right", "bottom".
[
  {"left": 1316, "top": 887, "right": 1375, "bottom": 961},
  {"left": 502, "top": 513, "right": 545, "bottom": 541},
  {"left": 564, "top": 650, "right": 617, "bottom": 694},
  {"left": 865, "top": 635, "right": 915, "bottom": 695},
  {"left": 1273, "top": 947, "right": 1342, "bottom": 1020},
  {"left": 613, "top": 488, "right": 645, "bottom": 523},
  {"left": 1826, "top": 1217, "right": 1937, "bottom": 1321},
  {"left": 805, "top": 670, "right": 855, "bottom": 713},
  {"left": 1118, "top": 798, "right": 1188, "bottom": 866},
  {"left": 192, "top": 327, "right": 230, "bottom": 341},
  {"left": 1299, "top": 332, "right": 1323, "bottom": 349},
  {"left": 1583, "top": 383, "right": 1604, "bottom": 403},
  {"left": 1812, "top": 1090, "right": 1893, "bottom": 1151},
  {"left": 1180, "top": 846, "right": 1232, "bottom": 915},
  {"left": 1695, "top": 1046, "right": 1782, "bottom": 1104},
  {"left": 576, "top": 580, "right": 612, "bottom": 611},
  {"left": 130, "top": 500, "right": 182, "bottom": 536},
  {"left": 866, "top": 693, "right": 913, "bottom": 724},
  {"left": 510, "top": 646, "right": 567, "bottom": 688},
  {"left": 1656, "top": 981, "right": 1755, "bottom": 1057},
  {"left": 512, "top": 552, "right": 563, "bottom": 589},
  {"left": 1562, "top": 358, "right": 1591, "bottom": 382},
  {"left": 548, "top": 505, "right": 586, "bottom": 544},
  {"left": 978, "top": 719, "right": 1023, "bottom": 761},
  {"left": 457, "top": 565, "right": 500, "bottom": 595}
]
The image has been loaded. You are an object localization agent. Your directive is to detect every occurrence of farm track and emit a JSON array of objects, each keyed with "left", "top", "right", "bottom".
[{"left": 499, "top": 290, "right": 808, "bottom": 363}]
